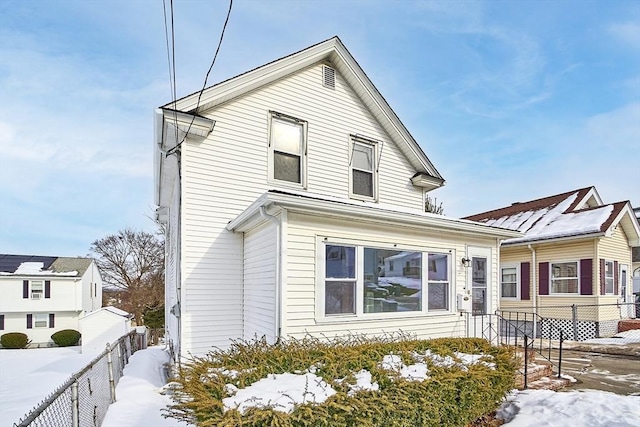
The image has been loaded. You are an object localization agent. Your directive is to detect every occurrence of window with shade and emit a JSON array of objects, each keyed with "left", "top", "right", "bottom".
[
  {"left": 550, "top": 262, "right": 579, "bottom": 294},
  {"left": 501, "top": 266, "right": 518, "bottom": 298},
  {"left": 350, "top": 139, "right": 376, "bottom": 200},
  {"left": 269, "top": 113, "right": 306, "bottom": 186}
]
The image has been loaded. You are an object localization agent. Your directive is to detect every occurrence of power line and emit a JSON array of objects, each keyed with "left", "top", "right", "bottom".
[
  {"left": 166, "top": 0, "right": 233, "bottom": 157},
  {"left": 162, "top": 0, "right": 179, "bottom": 146}
]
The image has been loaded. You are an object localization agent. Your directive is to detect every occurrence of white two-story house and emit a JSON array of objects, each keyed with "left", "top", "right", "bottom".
[
  {"left": 0, "top": 254, "right": 102, "bottom": 345},
  {"left": 154, "top": 37, "right": 520, "bottom": 360}
]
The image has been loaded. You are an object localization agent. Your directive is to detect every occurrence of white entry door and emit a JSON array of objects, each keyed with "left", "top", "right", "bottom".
[{"left": 466, "top": 247, "right": 496, "bottom": 342}]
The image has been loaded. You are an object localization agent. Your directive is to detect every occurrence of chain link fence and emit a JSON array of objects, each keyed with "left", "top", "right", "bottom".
[
  {"left": 13, "top": 330, "right": 143, "bottom": 427},
  {"left": 500, "top": 302, "right": 638, "bottom": 341}
]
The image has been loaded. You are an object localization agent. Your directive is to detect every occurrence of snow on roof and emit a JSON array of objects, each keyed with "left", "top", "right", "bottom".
[
  {"left": 0, "top": 261, "right": 78, "bottom": 276},
  {"left": 464, "top": 188, "right": 630, "bottom": 245},
  {"left": 0, "top": 254, "right": 91, "bottom": 276}
]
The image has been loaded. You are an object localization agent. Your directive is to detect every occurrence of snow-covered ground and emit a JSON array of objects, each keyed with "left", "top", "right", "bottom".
[
  {"left": 2, "top": 332, "right": 640, "bottom": 427},
  {"left": 582, "top": 329, "right": 640, "bottom": 345},
  {"left": 0, "top": 346, "right": 97, "bottom": 427}
]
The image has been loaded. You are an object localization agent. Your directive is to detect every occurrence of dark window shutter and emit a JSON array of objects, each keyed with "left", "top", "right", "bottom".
[
  {"left": 45, "top": 280, "right": 51, "bottom": 298},
  {"left": 23, "top": 280, "right": 29, "bottom": 298},
  {"left": 49, "top": 313, "right": 55, "bottom": 328},
  {"left": 520, "top": 262, "right": 530, "bottom": 300},
  {"left": 26, "top": 314, "right": 33, "bottom": 329},
  {"left": 580, "top": 259, "right": 593, "bottom": 295},
  {"left": 613, "top": 261, "right": 619, "bottom": 295},
  {"left": 0, "top": 314, "right": 4, "bottom": 330},
  {"left": 599, "top": 259, "right": 605, "bottom": 295},
  {"left": 539, "top": 262, "right": 549, "bottom": 295}
]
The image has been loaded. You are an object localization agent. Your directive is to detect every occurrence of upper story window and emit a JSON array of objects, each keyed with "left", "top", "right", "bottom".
[
  {"left": 604, "top": 260, "right": 614, "bottom": 294},
  {"left": 31, "top": 280, "right": 44, "bottom": 299},
  {"left": 501, "top": 266, "right": 518, "bottom": 298},
  {"left": 350, "top": 137, "right": 378, "bottom": 200},
  {"left": 321, "top": 241, "right": 451, "bottom": 318},
  {"left": 269, "top": 112, "right": 307, "bottom": 187},
  {"left": 23, "top": 279, "right": 50, "bottom": 299},
  {"left": 551, "top": 261, "right": 578, "bottom": 294}
]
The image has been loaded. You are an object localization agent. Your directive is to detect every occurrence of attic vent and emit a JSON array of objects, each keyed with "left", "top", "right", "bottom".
[{"left": 322, "top": 65, "right": 335, "bottom": 89}]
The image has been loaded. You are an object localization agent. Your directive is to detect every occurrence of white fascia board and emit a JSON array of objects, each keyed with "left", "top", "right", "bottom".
[
  {"left": 612, "top": 203, "right": 640, "bottom": 242},
  {"left": 331, "top": 41, "right": 443, "bottom": 180},
  {"left": 170, "top": 39, "right": 340, "bottom": 113},
  {"left": 502, "top": 232, "right": 605, "bottom": 248},
  {"left": 162, "top": 109, "right": 216, "bottom": 137},
  {"left": 164, "top": 37, "right": 443, "bottom": 182},
  {"left": 227, "top": 192, "right": 522, "bottom": 239}
]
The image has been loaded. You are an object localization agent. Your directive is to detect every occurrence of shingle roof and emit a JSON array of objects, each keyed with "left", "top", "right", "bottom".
[
  {"left": 463, "top": 188, "right": 634, "bottom": 245},
  {"left": 0, "top": 254, "right": 93, "bottom": 276}
]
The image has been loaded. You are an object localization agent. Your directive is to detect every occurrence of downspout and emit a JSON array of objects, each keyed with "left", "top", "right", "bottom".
[
  {"left": 528, "top": 244, "right": 537, "bottom": 338},
  {"left": 260, "top": 206, "right": 282, "bottom": 341}
]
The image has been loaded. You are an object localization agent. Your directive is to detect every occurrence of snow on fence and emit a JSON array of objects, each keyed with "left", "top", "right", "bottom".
[{"left": 13, "top": 329, "right": 145, "bottom": 427}]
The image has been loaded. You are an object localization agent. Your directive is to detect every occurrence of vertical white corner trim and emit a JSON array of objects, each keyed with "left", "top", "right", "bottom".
[
  {"left": 260, "top": 207, "right": 282, "bottom": 340},
  {"left": 528, "top": 244, "right": 537, "bottom": 338}
]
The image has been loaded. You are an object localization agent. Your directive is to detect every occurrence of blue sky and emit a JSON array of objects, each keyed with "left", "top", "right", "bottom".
[{"left": 0, "top": 0, "right": 639, "bottom": 257}]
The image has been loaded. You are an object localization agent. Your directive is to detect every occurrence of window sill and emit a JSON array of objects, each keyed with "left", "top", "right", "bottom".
[{"left": 315, "top": 310, "right": 458, "bottom": 324}]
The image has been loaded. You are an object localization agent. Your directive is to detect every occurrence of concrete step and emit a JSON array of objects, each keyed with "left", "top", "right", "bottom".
[
  {"left": 516, "top": 362, "right": 553, "bottom": 388},
  {"left": 526, "top": 375, "right": 572, "bottom": 391}
]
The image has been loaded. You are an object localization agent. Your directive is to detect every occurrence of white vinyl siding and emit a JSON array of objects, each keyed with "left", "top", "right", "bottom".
[
  {"left": 243, "top": 221, "right": 277, "bottom": 342},
  {"left": 282, "top": 212, "right": 498, "bottom": 339},
  {"left": 179, "top": 63, "right": 425, "bottom": 355}
]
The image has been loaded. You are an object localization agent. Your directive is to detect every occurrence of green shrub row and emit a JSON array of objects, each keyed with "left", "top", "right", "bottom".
[
  {"left": 0, "top": 329, "right": 81, "bottom": 349},
  {"left": 165, "top": 335, "right": 517, "bottom": 426}
]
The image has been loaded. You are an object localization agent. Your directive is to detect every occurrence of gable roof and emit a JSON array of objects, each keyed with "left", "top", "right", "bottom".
[
  {"left": 0, "top": 254, "right": 93, "bottom": 277},
  {"left": 155, "top": 36, "right": 444, "bottom": 206},
  {"left": 464, "top": 187, "right": 640, "bottom": 246}
]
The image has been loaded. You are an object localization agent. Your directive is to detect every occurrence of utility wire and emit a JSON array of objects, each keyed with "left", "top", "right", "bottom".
[
  {"left": 166, "top": 0, "right": 233, "bottom": 157},
  {"left": 162, "top": 0, "right": 179, "bottom": 146}
]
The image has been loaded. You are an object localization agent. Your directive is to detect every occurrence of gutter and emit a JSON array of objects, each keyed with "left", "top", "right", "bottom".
[
  {"left": 259, "top": 207, "right": 282, "bottom": 341},
  {"left": 227, "top": 192, "right": 521, "bottom": 239},
  {"left": 503, "top": 232, "right": 606, "bottom": 248}
]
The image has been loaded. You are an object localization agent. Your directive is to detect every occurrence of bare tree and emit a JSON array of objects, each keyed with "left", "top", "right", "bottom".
[
  {"left": 425, "top": 194, "right": 444, "bottom": 215},
  {"left": 90, "top": 229, "right": 164, "bottom": 325}
]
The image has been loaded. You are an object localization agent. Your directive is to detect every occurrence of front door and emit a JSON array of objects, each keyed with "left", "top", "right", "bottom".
[{"left": 466, "top": 247, "right": 495, "bottom": 341}]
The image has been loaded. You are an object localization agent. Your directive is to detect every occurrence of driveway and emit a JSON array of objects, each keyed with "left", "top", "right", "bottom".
[{"left": 553, "top": 348, "right": 640, "bottom": 395}]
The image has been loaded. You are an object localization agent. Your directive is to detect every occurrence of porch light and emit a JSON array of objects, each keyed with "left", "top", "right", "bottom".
[{"left": 461, "top": 257, "right": 471, "bottom": 267}]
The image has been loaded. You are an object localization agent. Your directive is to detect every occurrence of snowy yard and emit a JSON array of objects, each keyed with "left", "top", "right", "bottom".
[{"left": 1, "top": 333, "right": 640, "bottom": 427}]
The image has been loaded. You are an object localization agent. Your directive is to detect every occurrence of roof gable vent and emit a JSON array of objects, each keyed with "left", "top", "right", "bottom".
[{"left": 322, "top": 65, "right": 335, "bottom": 89}]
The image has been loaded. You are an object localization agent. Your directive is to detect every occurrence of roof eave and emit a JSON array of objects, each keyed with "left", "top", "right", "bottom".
[
  {"left": 502, "top": 232, "right": 606, "bottom": 247},
  {"left": 227, "top": 192, "right": 522, "bottom": 239}
]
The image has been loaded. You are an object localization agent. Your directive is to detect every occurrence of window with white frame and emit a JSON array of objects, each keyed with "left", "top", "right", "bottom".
[
  {"left": 322, "top": 242, "right": 451, "bottom": 317},
  {"left": 501, "top": 266, "right": 518, "bottom": 298},
  {"left": 604, "top": 261, "right": 614, "bottom": 294},
  {"left": 427, "top": 253, "right": 450, "bottom": 310},
  {"left": 551, "top": 262, "right": 579, "bottom": 294},
  {"left": 350, "top": 139, "right": 376, "bottom": 199},
  {"left": 269, "top": 113, "right": 306, "bottom": 185},
  {"left": 34, "top": 313, "right": 48, "bottom": 328},
  {"left": 31, "top": 280, "right": 44, "bottom": 299}
]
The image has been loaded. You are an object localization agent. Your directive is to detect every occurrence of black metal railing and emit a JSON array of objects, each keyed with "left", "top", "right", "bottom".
[{"left": 466, "top": 312, "right": 565, "bottom": 389}]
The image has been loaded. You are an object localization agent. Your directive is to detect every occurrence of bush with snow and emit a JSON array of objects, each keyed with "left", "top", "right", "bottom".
[{"left": 165, "top": 335, "right": 517, "bottom": 426}]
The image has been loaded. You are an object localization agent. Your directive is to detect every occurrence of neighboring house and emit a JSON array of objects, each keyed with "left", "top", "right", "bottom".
[
  {"left": 633, "top": 207, "right": 640, "bottom": 294},
  {"left": 154, "top": 36, "right": 520, "bottom": 360},
  {"left": 465, "top": 187, "right": 640, "bottom": 338},
  {"left": 79, "top": 306, "right": 133, "bottom": 354},
  {"left": 0, "top": 254, "right": 102, "bottom": 345}
]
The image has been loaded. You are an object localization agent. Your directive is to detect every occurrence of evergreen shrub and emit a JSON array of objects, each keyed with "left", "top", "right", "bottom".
[
  {"left": 51, "top": 329, "right": 81, "bottom": 347},
  {"left": 1, "top": 332, "right": 30, "bottom": 349},
  {"left": 165, "top": 335, "right": 517, "bottom": 427}
]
